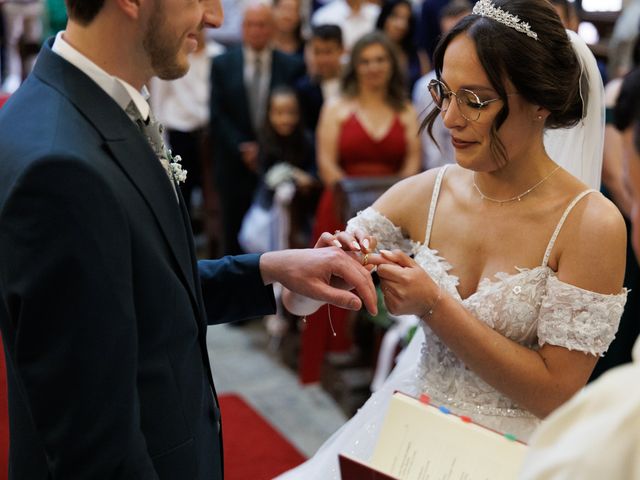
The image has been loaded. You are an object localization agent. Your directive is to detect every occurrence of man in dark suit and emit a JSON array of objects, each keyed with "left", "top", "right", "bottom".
[
  {"left": 0, "top": 0, "right": 377, "bottom": 478},
  {"left": 210, "top": 0, "right": 305, "bottom": 256},
  {"left": 295, "top": 23, "right": 344, "bottom": 135}
]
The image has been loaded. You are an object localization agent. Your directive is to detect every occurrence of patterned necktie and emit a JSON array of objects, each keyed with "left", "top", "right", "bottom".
[{"left": 125, "top": 101, "right": 178, "bottom": 198}]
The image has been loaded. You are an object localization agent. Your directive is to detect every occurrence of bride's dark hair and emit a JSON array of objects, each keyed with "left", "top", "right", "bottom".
[{"left": 423, "top": 0, "right": 585, "bottom": 167}]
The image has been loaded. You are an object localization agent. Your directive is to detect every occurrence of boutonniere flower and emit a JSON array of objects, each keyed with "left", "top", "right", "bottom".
[
  {"left": 166, "top": 150, "right": 187, "bottom": 184},
  {"left": 159, "top": 149, "right": 188, "bottom": 185}
]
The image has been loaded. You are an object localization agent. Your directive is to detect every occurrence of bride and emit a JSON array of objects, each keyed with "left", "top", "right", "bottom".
[{"left": 279, "top": 1, "right": 628, "bottom": 478}]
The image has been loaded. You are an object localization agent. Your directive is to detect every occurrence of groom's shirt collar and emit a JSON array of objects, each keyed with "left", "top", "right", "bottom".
[{"left": 52, "top": 31, "right": 150, "bottom": 122}]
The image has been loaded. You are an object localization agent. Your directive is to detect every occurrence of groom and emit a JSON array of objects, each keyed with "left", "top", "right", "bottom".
[{"left": 0, "top": 0, "right": 377, "bottom": 478}]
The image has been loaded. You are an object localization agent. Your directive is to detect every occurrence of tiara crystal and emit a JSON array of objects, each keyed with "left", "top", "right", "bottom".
[{"left": 472, "top": 0, "right": 539, "bottom": 40}]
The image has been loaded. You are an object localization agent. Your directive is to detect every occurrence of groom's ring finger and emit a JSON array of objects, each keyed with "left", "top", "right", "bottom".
[{"left": 361, "top": 253, "right": 369, "bottom": 266}]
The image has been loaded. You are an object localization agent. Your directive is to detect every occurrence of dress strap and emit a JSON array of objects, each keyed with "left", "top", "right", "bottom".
[
  {"left": 542, "top": 189, "right": 597, "bottom": 267},
  {"left": 424, "top": 165, "right": 449, "bottom": 247}
]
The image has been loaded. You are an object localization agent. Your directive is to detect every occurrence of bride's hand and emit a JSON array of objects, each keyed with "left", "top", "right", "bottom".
[
  {"left": 315, "top": 227, "right": 376, "bottom": 253},
  {"left": 314, "top": 228, "right": 388, "bottom": 275},
  {"left": 377, "top": 249, "right": 440, "bottom": 317}
]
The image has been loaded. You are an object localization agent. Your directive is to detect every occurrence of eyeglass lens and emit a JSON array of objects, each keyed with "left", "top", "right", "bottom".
[{"left": 429, "top": 80, "right": 483, "bottom": 122}]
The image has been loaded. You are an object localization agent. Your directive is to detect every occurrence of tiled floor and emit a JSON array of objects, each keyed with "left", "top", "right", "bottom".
[{"left": 207, "top": 321, "right": 347, "bottom": 457}]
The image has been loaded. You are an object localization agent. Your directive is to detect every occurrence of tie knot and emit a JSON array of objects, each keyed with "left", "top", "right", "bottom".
[
  {"left": 126, "top": 101, "right": 165, "bottom": 157},
  {"left": 125, "top": 100, "right": 142, "bottom": 123}
]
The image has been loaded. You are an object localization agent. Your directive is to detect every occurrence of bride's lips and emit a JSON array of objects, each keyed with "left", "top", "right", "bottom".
[{"left": 451, "top": 137, "right": 477, "bottom": 149}]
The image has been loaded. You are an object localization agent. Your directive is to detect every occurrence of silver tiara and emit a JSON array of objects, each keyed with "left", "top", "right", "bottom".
[{"left": 472, "top": 0, "right": 539, "bottom": 41}]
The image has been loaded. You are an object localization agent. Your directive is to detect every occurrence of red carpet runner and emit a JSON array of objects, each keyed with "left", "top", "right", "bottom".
[{"left": 220, "top": 393, "right": 306, "bottom": 480}]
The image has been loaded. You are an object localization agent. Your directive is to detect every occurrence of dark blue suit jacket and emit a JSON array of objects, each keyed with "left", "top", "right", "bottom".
[{"left": 0, "top": 39, "right": 275, "bottom": 479}]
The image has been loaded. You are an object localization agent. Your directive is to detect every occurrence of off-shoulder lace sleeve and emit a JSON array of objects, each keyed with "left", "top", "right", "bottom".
[
  {"left": 537, "top": 276, "right": 627, "bottom": 356},
  {"left": 346, "top": 207, "right": 416, "bottom": 254}
]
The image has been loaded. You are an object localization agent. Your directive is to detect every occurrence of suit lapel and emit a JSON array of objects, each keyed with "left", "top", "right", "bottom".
[
  {"left": 33, "top": 40, "right": 199, "bottom": 310},
  {"left": 104, "top": 138, "right": 198, "bottom": 305}
]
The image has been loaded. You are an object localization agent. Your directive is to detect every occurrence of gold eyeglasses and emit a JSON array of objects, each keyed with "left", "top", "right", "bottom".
[{"left": 428, "top": 79, "right": 506, "bottom": 122}]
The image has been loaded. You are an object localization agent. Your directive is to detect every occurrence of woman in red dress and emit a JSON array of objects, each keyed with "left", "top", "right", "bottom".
[{"left": 299, "top": 31, "right": 421, "bottom": 384}]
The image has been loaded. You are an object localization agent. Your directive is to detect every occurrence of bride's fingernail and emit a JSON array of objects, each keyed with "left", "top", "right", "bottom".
[
  {"left": 333, "top": 240, "right": 342, "bottom": 248},
  {"left": 351, "top": 241, "right": 361, "bottom": 250},
  {"left": 380, "top": 249, "right": 392, "bottom": 255},
  {"left": 362, "top": 239, "right": 370, "bottom": 250}
]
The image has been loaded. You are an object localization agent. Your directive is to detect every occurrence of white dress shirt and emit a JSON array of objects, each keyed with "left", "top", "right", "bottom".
[
  {"left": 52, "top": 31, "right": 150, "bottom": 123},
  {"left": 52, "top": 32, "right": 179, "bottom": 198},
  {"left": 321, "top": 77, "right": 341, "bottom": 104}
]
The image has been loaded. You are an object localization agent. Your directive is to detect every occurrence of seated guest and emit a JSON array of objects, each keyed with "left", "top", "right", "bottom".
[
  {"left": 520, "top": 66, "right": 640, "bottom": 480},
  {"left": 241, "top": 86, "right": 318, "bottom": 253},
  {"left": 295, "top": 24, "right": 344, "bottom": 135}
]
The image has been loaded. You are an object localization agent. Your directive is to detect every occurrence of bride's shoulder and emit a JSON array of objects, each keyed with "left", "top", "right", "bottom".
[
  {"left": 561, "top": 179, "right": 625, "bottom": 236},
  {"left": 553, "top": 184, "right": 626, "bottom": 294},
  {"left": 371, "top": 166, "right": 450, "bottom": 236}
]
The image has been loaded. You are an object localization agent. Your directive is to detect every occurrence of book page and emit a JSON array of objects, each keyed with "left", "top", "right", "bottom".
[{"left": 369, "top": 393, "right": 528, "bottom": 480}]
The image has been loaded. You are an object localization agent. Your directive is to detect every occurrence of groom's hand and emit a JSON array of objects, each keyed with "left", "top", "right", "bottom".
[{"left": 260, "top": 247, "right": 378, "bottom": 315}]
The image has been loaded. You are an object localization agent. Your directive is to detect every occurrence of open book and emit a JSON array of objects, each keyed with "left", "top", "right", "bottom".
[{"left": 340, "top": 392, "right": 528, "bottom": 480}]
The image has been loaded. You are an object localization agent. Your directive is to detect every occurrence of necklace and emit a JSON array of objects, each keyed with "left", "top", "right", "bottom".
[{"left": 473, "top": 165, "right": 561, "bottom": 205}]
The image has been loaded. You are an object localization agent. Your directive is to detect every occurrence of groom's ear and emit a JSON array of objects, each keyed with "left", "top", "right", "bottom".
[{"left": 114, "top": 0, "right": 144, "bottom": 21}]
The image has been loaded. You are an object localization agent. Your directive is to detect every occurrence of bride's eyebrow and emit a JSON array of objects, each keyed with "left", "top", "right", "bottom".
[{"left": 440, "top": 76, "right": 497, "bottom": 93}]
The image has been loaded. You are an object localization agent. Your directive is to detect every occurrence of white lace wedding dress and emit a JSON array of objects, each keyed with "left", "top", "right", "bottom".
[{"left": 277, "top": 166, "right": 627, "bottom": 480}]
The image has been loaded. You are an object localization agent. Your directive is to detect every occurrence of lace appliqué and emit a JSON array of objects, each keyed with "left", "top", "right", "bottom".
[
  {"left": 347, "top": 209, "right": 627, "bottom": 424},
  {"left": 347, "top": 207, "right": 416, "bottom": 253},
  {"left": 538, "top": 275, "right": 627, "bottom": 356}
]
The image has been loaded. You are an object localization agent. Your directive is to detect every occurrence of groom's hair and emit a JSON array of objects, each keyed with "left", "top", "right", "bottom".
[{"left": 65, "top": 0, "right": 106, "bottom": 25}]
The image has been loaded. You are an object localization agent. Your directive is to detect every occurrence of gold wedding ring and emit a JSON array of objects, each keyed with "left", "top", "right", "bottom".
[{"left": 362, "top": 253, "right": 369, "bottom": 266}]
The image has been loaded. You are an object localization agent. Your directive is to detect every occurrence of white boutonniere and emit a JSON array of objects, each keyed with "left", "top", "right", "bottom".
[
  {"left": 159, "top": 149, "right": 188, "bottom": 185},
  {"left": 166, "top": 150, "right": 187, "bottom": 184}
]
